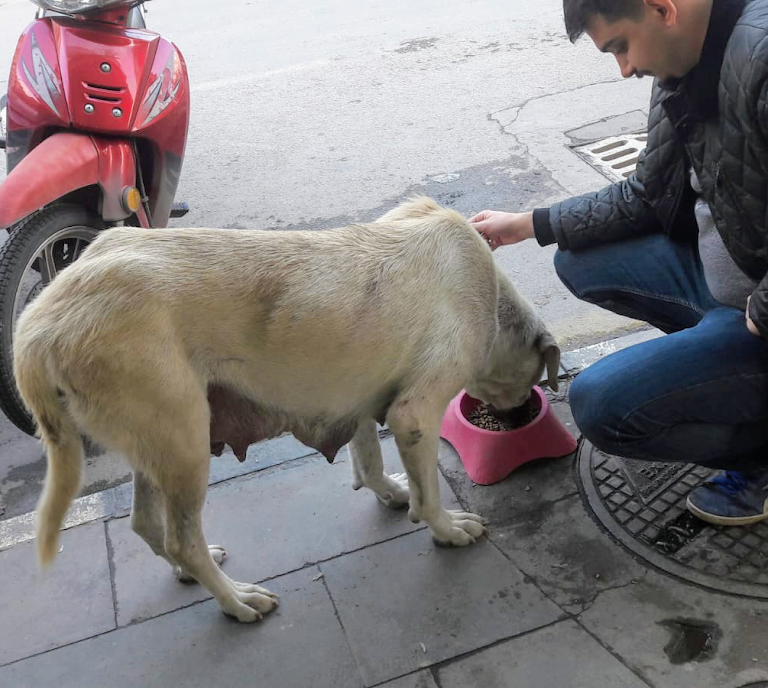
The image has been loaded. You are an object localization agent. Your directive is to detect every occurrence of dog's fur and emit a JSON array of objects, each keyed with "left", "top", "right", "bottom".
[{"left": 14, "top": 196, "right": 560, "bottom": 622}]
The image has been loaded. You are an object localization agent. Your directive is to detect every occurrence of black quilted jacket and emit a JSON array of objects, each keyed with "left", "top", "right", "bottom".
[{"left": 533, "top": 0, "right": 768, "bottom": 338}]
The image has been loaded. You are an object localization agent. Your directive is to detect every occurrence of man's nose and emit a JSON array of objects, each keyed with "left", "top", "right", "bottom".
[{"left": 615, "top": 54, "right": 635, "bottom": 78}]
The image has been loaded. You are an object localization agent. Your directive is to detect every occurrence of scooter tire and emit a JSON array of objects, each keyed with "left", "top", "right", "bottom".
[{"left": 0, "top": 205, "right": 104, "bottom": 435}]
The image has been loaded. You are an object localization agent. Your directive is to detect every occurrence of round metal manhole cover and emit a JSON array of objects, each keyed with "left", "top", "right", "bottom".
[{"left": 576, "top": 438, "right": 768, "bottom": 598}]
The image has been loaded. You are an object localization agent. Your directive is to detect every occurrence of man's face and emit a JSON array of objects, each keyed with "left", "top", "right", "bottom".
[{"left": 586, "top": 4, "right": 684, "bottom": 82}]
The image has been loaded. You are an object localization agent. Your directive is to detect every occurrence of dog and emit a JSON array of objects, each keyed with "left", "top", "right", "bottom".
[{"left": 14, "top": 196, "right": 560, "bottom": 623}]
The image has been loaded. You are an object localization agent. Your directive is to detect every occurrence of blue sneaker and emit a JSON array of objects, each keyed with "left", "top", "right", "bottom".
[{"left": 687, "top": 470, "right": 768, "bottom": 526}]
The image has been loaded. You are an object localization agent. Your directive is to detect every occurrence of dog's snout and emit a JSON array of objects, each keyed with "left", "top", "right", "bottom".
[{"left": 491, "top": 391, "right": 531, "bottom": 412}]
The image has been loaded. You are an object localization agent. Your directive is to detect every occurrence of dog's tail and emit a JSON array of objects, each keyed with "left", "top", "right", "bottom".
[{"left": 14, "top": 334, "right": 83, "bottom": 567}]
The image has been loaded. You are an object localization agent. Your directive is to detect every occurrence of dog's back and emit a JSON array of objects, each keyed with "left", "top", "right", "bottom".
[{"left": 20, "top": 200, "right": 496, "bottom": 400}]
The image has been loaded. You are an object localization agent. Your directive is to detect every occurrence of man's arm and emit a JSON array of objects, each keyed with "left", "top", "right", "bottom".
[
  {"left": 536, "top": 148, "right": 662, "bottom": 250},
  {"left": 744, "top": 79, "right": 768, "bottom": 339},
  {"left": 472, "top": 148, "right": 663, "bottom": 250}
]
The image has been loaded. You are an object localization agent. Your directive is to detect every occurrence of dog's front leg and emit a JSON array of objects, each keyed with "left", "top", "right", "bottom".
[
  {"left": 349, "top": 419, "right": 409, "bottom": 508},
  {"left": 388, "top": 403, "right": 486, "bottom": 546}
]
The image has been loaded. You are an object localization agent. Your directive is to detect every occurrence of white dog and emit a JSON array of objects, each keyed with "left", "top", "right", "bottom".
[{"left": 14, "top": 196, "right": 560, "bottom": 623}]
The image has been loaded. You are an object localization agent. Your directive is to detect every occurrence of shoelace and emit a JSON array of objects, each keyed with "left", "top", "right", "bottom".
[{"left": 709, "top": 471, "right": 751, "bottom": 494}]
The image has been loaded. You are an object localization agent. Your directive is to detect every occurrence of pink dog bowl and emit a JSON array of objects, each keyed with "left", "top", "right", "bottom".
[{"left": 440, "top": 386, "right": 577, "bottom": 485}]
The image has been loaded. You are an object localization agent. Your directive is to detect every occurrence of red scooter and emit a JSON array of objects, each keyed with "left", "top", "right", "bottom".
[{"left": 0, "top": 0, "right": 190, "bottom": 434}]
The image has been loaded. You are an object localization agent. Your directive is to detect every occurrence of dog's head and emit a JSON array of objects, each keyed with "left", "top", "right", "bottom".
[{"left": 465, "top": 277, "right": 560, "bottom": 411}]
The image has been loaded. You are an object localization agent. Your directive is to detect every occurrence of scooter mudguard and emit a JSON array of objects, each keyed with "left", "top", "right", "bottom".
[{"left": 0, "top": 132, "right": 142, "bottom": 228}]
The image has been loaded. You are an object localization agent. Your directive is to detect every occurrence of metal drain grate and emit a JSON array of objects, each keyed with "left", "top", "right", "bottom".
[
  {"left": 571, "top": 132, "right": 647, "bottom": 182},
  {"left": 576, "top": 439, "right": 768, "bottom": 598}
]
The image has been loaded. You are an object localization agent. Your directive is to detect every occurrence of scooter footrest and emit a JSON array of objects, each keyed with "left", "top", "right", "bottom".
[{"left": 170, "top": 201, "right": 189, "bottom": 218}]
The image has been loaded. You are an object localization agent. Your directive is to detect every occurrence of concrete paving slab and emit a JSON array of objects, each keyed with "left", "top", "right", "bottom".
[
  {"left": 438, "top": 402, "right": 642, "bottom": 616},
  {"left": 0, "top": 432, "right": 330, "bottom": 552},
  {"left": 440, "top": 406, "right": 643, "bottom": 618},
  {"left": 492, "top": 493, "right": 645, "bottom": 615},
  {"left": 109, "top": 439, "right": 460, "bottom": 626},
  {"left": 321, "top": 532, "right": 562, "bottom": 686},
  {"left": 0, "top": 482, "right": 131, "bottom": 553},
  {"left": 0, "top": 417, "right": 132, "bottom": 522},
  {"left": 207, "top": 431, "right": 327, "bottom": 483},
  {"left": 545, "top": 382, "right": 578, "bottom": 434},
  {"left": 436, "top": 619, "right": 649, "bottom": 688},
  {"left": 437, "top": 433, "right": 577, "bottom": 530},
  {"left": 578, "top": 569, "right": 768, "bottom": 688},
  {"left": 380, "top": 670, "right": 438, "bottom": 688},
  {"left": 0, "top": 522, "right": 114, "bottom": 667},
  {"left": 0, "top": 567, "right": 363, "bottom": 688}
]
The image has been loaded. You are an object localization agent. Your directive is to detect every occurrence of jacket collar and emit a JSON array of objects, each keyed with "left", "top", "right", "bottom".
[{"left": 660, "top": 0, "right": 746, "bottom": 122}]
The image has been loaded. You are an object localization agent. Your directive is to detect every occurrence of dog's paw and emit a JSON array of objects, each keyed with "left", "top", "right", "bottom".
[
  {"left": 374, "top": 472, "right": 410, "bottom": 509},
  {"left": 432, "top": 510, "right": 487, "bottom": 547},
  {"left": 222, "top": 582, "right": 279, "bottom": 623},
  {"left": 209, "top": 544, "right": 227, "bottom": 565},
  {"left": 175, "top": 545, "right": 227, "bottom": 583}
]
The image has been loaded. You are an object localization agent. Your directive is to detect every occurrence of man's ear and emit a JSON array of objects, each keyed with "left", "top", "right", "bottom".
[
  {"left": 538, "top": 331, "right": 561, "bottom": 392},
  {"left": 646, "top": 0, "right": 678, "bottom": 27}
]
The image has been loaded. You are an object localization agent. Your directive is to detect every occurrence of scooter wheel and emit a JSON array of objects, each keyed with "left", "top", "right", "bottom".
[{"left": 0, "top": 204, "right": 104, "bottom": 435}]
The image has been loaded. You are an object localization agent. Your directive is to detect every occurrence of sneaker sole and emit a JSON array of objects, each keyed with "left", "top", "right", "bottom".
[{"left": 686, "top": 497, "right": 768, "bottom": 526}]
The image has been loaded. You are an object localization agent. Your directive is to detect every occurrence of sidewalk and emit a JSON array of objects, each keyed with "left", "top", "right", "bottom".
[{"left": 0, "top": 330, "right": 766, "bottom": 688}]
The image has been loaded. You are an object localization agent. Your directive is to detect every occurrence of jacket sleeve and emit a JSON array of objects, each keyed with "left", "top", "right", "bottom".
[
  {"left": 532, "top": 147, "right": 663, "bottom": 249},
  {"left": 749, "top": 281, "right": 768, "bottom": 339},
  {"left": 746, "top": 79, "right": 768, "bottom": 339}
]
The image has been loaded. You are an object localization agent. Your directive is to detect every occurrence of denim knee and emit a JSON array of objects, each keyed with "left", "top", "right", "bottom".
[
  {"left": 553, "top": 249, "right": 580, "bottom": 297},
  {"left": 569, "top": 366, "right": 624, "bottom": 454}
]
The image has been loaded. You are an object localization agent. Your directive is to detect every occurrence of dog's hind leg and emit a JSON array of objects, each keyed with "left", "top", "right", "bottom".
[
  {"left": 349, "top": 419, "right": 409, "bottom": 508},
  {"left": 158, "top": 427, "right": 278, "bottom": 623},
  {"left": 131, "top": 470, "right": 168, "bottom": 559},
  {"left": 388, "top": 400, "right": 486, "bottom": 547},
  {"left": 131, "top": 470, "right": 227, "bottom": 583}
]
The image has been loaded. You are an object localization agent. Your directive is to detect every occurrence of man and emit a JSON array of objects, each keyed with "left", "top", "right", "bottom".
[{"left": 472, "top": 0, "right": 768, "bottom": 526}]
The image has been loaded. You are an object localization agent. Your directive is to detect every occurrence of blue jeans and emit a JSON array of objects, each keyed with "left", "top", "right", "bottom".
[{"left": 556, "top": 234, "right": 768, "bottom": 472}]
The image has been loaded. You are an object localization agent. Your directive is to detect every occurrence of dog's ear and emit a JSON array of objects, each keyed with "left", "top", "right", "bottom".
[{"left": 538, "top": 331, "right": 561, "bottom": 392}]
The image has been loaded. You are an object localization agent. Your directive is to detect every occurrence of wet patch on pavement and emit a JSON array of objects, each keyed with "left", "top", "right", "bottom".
[
  {"left": 658, "top": 617, "right": 721, "bottom": 665},
  {"left": 259, "top": 154, "right": 564, "bottom": 232}
]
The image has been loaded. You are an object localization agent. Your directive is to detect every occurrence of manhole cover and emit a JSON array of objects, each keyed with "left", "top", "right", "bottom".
[
  {"left": 576, "top": 438, "right": 768, "bottom": 598},
  {"left": 571, "top": 132, "right": 647, "bottom": 182}
]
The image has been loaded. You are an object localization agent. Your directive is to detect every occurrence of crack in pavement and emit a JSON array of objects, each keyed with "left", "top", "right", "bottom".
[
  {"left": 567, "top": 568, "right": 652, "bottom": 616},
  {"left": 489, "top": 77, "right": 625, "bottom": 128}
]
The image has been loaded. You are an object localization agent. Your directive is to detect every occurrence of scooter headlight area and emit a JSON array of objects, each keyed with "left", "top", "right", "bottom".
[{"left": 30, "top": 0, "right": 145, "bottom": 15}]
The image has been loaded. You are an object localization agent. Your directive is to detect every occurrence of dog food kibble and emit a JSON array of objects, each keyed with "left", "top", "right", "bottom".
[{"left": 467, "top": 399, "right": 539, "bottom": 431}]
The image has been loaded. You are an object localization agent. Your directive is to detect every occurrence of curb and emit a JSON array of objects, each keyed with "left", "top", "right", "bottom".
[{"left": 559, "top": 327, "right": 662, "bottom": 376}]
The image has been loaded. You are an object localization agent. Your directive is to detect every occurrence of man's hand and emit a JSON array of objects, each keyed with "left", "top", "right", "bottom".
[
  {"left": 469, "top": 210, "right": 535, "bottom": 251},
  {"left": 746, "top": 295, "right": 761, "bottom": 336}
]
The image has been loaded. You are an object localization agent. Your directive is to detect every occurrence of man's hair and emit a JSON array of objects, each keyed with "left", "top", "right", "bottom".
[{"left": 563, "top": 0, "right": 645, "bottom": 42}]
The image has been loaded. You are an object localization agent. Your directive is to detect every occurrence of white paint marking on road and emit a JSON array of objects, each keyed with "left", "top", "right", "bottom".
[{"left": 191, "top": 59, "right": 332, "bottom": 93}]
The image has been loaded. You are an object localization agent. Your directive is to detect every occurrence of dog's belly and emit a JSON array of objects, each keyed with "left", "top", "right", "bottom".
[{"left": 207, "top": 384, "right": 358, "bottom": 464}]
